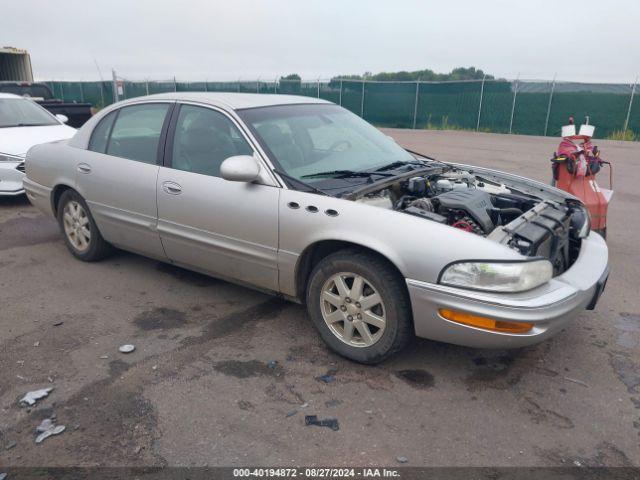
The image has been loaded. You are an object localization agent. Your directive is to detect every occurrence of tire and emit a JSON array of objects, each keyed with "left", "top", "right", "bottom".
[
  {"left": 306, "top": 249, "right": 413, "bottom": 364},
  {"left": 56, "top": 189, "right": 113, "bottom": 261}
]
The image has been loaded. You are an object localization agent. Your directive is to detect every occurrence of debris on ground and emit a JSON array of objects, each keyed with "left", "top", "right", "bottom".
[
  {"left": 305, "top": 415, "right": 339, "bottom": 431},
  {"left": 315, "top": 368, "right": 338, "bottom": 384},
  {"left": 99, "top": 355, "right": 109, "bottom": 359},
  {"left": 52, "top": 321, "right": 64, "bottom": 327},
  {"left": 0, "top": 472, "right": 7, "bottom": 480},
  {"left": 325, "top": 399, "right": 342, "bottom": 408},
  {"left": 5, "top": 441, "right": 17, "bottom": 450},
  {"left": 396, "top": 456, "right": 408, "bottom": 464},
  {"left": 33, "top": 341, "right": 40, "bottom": 347},
  {"left": 118, "top": 344, "right": 135, "bottom": 354},
  {"left": 35, "top": 418, "right": 66, "bottom": 444},
  {"left": 286, "top": 410, "right": 298, "bottom": 418},
  {"left": 564, "top": 376, "right": 589, "bottom": 388},
  {"left": 20, "top": 387, "right": 53, "bottom": 406},
  {"left": 300, "top": 402, "right": 309, "bottom": 408},
  {"left": 267, "top": 360, "right": 278, "bottom": 369}
]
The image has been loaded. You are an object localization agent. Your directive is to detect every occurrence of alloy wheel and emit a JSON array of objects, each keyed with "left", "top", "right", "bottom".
[
  {"left": 62, "top": 201, "right": 91, "bottom": 252},
  {"left": 320, "top": 272, "right": 386, "bottom": 347}
]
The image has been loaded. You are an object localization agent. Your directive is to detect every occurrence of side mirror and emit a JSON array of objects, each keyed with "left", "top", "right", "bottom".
[
  {"left": 56, "top": 114, "right": 69, "bottom": 124},
  {"left": 220, "top": 155, "right": 261, "bottom": 182}
]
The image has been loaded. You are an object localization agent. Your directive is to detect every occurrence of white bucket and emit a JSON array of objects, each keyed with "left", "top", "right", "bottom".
[
  {"left": 579, "top": 124, "right": 595, "bottom": 138},
  {"left": 561, "top": 125, "right": 576, "bottom": 138}
]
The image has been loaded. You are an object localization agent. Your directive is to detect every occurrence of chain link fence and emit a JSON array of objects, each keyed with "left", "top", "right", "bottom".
[{"left": 44, "top": 77, "right": 639, "bottom": 140}]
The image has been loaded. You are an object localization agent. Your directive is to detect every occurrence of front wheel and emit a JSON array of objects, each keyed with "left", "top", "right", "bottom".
[
  {"left": 57, "top": 190, "right": 113, "bottom": 261},
  {"left": 306, "top": 250, "right": 413, "bottom": 364}
]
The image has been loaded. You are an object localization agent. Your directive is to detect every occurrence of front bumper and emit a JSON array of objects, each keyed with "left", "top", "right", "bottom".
[
  {"left": 0, "top": 161, "right": 26, "bottom": 196},
  {"left": 406, "top": 232, "right": 609, "bottom": 348}
]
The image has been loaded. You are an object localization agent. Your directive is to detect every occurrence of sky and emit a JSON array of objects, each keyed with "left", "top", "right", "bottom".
[{"left": 3, "top": 0, "right": 639, "bottom": 83}]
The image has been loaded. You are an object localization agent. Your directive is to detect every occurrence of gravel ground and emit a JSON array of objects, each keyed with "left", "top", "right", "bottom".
[{"left": 0, "top": 129, "right": 638, "bottom": 468}]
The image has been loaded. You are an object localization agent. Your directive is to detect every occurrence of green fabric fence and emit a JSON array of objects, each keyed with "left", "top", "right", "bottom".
[{"left": 43, "top": 78, "right": 639, "bottom": 140}]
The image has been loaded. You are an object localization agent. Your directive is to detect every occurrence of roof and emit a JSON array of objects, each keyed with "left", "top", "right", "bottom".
[{"left": 133, "top": 92, "right": 332, "bottom": 110}]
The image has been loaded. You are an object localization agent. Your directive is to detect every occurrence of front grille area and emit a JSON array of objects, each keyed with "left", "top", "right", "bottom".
[{"left": 16, "top": 162, "right": 25, "bottom": 173}]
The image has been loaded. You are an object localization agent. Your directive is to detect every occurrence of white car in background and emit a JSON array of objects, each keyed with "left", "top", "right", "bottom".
[{"left": 0, "top": 93, "right": 76, "bottom": 196}]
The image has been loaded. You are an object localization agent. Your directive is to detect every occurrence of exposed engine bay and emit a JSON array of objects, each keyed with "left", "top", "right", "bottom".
[{"left": 355, "top": 168, "right": 588, "bottom": 274}]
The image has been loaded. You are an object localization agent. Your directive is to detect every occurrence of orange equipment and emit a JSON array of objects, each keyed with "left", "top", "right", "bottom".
[{"left": 551, "top": 117, "right": 612, "bottom": 239}]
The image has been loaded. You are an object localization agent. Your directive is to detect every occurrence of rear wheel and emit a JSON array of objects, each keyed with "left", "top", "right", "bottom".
[
  {"left": 306, "top": 250, "right": 413, "bottom": 364},
  {"left": 57, "top": 190, "right": 113, "bottom": 261}
]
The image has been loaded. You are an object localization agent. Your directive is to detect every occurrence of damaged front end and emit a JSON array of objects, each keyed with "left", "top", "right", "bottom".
[{"left": 350, "top": 164, "right": 589, "bottom": 276}]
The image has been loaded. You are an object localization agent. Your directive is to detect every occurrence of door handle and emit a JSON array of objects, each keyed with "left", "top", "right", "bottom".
[
  {"left": 77, "top": 163, "right": 92, "bottom": 174},
  {"left": 162, "top": 181, "right": 182, "bottom": 195}
]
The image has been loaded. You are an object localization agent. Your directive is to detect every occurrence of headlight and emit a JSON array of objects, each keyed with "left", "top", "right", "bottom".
[
  {"left": 0, "top": 153, "right": 24, "bottom": 162},
  {"left": 439, "top": 260, "right": 553, "bottom": 292}
]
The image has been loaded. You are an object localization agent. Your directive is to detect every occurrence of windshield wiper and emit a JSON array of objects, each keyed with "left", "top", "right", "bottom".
[
  {"left": 272, "top": 170, "right": 330, "bottom": 196},
  {"left": 301, "top": 169, "right": 393, "bottom": 179},
  {"left": 373, "top": 159, "right": 427, "bottom": 172}
]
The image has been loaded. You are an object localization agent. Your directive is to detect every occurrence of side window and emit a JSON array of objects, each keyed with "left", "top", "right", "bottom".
[
  {"left": 106, "top": 104, "right": 170, "bottom": 164},
  {"left": 88, "top": 111, "right": 117, "bottom": 153},
  {"left": 171, "top": 105, "right": 253, "bottom": 177}
]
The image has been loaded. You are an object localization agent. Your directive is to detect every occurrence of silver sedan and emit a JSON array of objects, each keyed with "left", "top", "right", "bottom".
[{"left": 24, "top": 93, "right": 609, "bottom": 363}]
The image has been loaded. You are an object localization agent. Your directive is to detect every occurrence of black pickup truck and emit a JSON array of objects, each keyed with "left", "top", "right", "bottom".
[{"left": 0, "top": 81, "right": 92, "bottom": 128}]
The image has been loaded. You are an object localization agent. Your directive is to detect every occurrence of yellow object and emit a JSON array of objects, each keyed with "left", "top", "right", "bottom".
[{"left": 439, "top": 309, "right": 533, "bottom": 334}]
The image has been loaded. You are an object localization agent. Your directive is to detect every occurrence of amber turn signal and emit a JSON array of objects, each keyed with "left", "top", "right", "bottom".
[{"left": 439, "top": 309, "right": 533, "bottom": 334}]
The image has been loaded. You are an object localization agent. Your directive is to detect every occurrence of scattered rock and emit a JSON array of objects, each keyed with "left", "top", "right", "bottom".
[
  {"left": 564, "top": 376, "right": 589, "bottom": 388},
  {"left": 325, "top": 399, "right": 342, "bottom": 408},
  {"left": 20, "top": 388, "right": 53, "bottom": 406},
  {"left": 119, "top": 344, "right": 135, "bottom": 354},
  {"left": 315, "top": 368, "right": 338, "bottom": 384},
  {"left": 396, "top": 456, "right": 408, "bottom": 464},
  {"left": 35, "top": 418, "right": 66, "bottom": 444},
  {"left": 286, "top": 410, "right": 298, "bottom": 418},
  {"left": 267, "top": 360, "right": 278, "bottom": 369},
  {"left": 305, "top": 415, "right": 339, "bottom": 431},
  {"left": 5, "top": 441, "right": 17, "bottom": 450},
  {"left": 52, "top": 321, "right": 64, "bottom": 327},
  {"left": 33, "top": 341, "right": 40, "bottom": 347}
]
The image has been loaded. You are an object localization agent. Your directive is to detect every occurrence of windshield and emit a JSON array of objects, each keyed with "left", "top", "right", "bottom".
[
  {"left": 0, "top": 98, "right": 58, "bottom": 128},
  {"left": 237, "top": 104, "right": 415, "bottom": 182}
]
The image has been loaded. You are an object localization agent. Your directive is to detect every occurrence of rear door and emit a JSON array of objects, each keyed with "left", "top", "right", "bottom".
[
  {"left": 156, "top": 103, "right": 280, "bottom": 291},
  {"left": 76, "top": 102, "right": 173, "bottom": 259}
]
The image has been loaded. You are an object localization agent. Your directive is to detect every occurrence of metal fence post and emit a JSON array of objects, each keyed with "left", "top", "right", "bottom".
[
  {"left": 274, "top": 77, "right": 277, "bottom": 94},
  {"left": 360, "top": 81, "right": 365, "bottom": 117},
  {"left": 111, "top": 70, "right": 119, "bottom": 103},
  {"left": 339, "top": 79, "right": 343, "bottom": 106},
  {"left": 99, "top": 81, "right": 105, "bottom": 106},
  {"left": 173, "top": 76, "right": 177, "bottom": 92},
  {"left": 509, "top": 78, "right": 519, "bottom": 134},
  {"left": 145, "top": 80, "right": 150, "bottom": 96},
  {"left": 257, "top": 79, "right": 260, "bottom": 93},
  {"left": 544, "top": 75, "right": 557, "bottom": 136},
  {"left": 412, "top": 81, "right": 420, "bottom": 129},
  {"left": 317, "top": 78, "right": 321, "bottom": 98},
  {"left": 60, "top": 82, "right": 64, "bottom": 102},
  {"left": 623, "top": 76, "right": 638, "bottom": 134},
  {"left": 476, "top": 75, "right": 486, "bottom": 131},
  {"left": 79, "top": 82, "right": 84, "bottom": 102}
]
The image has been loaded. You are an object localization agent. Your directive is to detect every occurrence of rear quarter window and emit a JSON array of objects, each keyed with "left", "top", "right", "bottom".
[{"left": 88, "top": 111, "right": 117, "bottom": 153}]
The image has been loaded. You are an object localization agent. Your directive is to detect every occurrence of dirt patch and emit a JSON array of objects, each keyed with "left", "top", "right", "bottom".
[
  {"left": 0, "top": 216, "right": 60, "bottom": 251},
  {"left": 609, "top": 352, "right": 640, "bottom": 394},
  {"left": 522, "top": 397, "right": 574, "bottom": 429},
  {"left": 213, "top": 360, "right": 284, "bottom": 379},
  {"left": 465, "top": 354, "right": 521, "bottom": 391},
  {"left": 395, "top": 369, "right": 435, "bottom": 389},
  {"left": 134, "top": 307, "right": 188, "bottom": 331},
  {"left": 536, "top": 441, "right": 633, "bottom": 467}
]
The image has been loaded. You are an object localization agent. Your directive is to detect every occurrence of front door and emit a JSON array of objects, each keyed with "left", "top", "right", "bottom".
[
  {"left": 156, "top": 104, "right": 280, "bottom": 291},
  {"left": 76, "top": 102, "right": 173, "bottom": 259}
]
